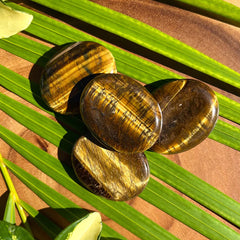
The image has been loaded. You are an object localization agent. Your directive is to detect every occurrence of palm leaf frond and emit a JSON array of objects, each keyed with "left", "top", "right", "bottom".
[{"left": 0, "top": 0, "right": 240, "bottom": 239}]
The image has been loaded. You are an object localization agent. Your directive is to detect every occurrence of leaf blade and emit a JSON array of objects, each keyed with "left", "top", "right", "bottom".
[
  {"left": 209, "top": 120, "right": 240, "bottom": 150},
  {"left": 3, "top": 193, "right": 16, "bottom": 224},
  {"left": 145, "top": 151, "right": 240, "bottom": 228},
  {"left": 20, "top": 200, "right": 62, "bottom": 239},
  {"left": 2, "top": 125, "right": 240, "bottom": 239},
  {"left": 0, "top": 221, "right": 34, "bottom": 240},
  {"left": 141, "top": 178, "right": 240, "bottom": 240},
  {"left": 171, "top": 0, "right": 240, "bottom": 26},
  {"left": 1, "top": 83, "right": 239, "bottom": 153},
  {"left": 1, "top": 4, "right": 240, "bottom": 124},
  {"left": 0, "top": 92, "right": 80, "bottom": 153},
  {"left": 28, "top": 0, "right": 240, "bottom": 89},
  {"left": 0, "top": 125, "right": 177, "bottom": 240},
  {"left": 1, "top": 90, "right": 240, "bottom": 228}
]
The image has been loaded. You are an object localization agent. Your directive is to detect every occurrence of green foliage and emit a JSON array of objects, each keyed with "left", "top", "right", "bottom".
[
  {"left": 2, "top": 3, "right": 240, "bottom": 124},
  {"left": 0, "top": 221, "right": 34, "bottom": 240},
  {"left": 3, "top": 193, "right": 15, "bottom": 224},
  {"left": 171, "top": 0, "right": 240, "bottom": 26},
  {"left": 0, "top": 0, "right": 240, "bottom": 239},
  {"left": 28, "top": 0, "right": 240, "bottom": 89}
]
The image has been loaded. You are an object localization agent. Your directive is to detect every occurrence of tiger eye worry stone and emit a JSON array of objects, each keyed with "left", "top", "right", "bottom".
[
  {"left": 72, "top": 136, "right": 150, "bottom": 201},
  {"left": 151, "top": 79, "right": 219, "bottom": 154},
  {"left": 80, "top": 73, "right": 162, "bottom": 153},
  {"left": 40, "top": 41, "right": 117, "bottom": 114}
]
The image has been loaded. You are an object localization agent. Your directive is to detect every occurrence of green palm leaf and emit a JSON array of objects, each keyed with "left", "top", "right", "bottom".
[
  {"left": 3, "top": 158, "right": 124, "bottom": 239},
  {"left": 146, "top": 151, "right": 240, "bottom": 227},
  {"left": 20, "top": 200, "right": 62, "bottom": 239},
  {"left": 1, "top": 93, "right": 240, "bottom": 234},
  {"left": 1, "top": 126, "right": 240, "bottom": 239},
  {"left": 0, "top": 126, "right": 178, "bottom": 240},
  {"left": 27, "top": 0, "right": 240, "bottom": 89},
  {"left": 1, "top": 89, "right": 240, "bottom": 223},
  {"left": 3, "top": 193, "right": 15, "bottom": 224},
  {"left": 1, "top": 4, "right": 240, "bottom": 124},
  {"left": 1, "top": 71, "right": 240, "bottom": 151},
  {"left": 0, "top": 0, "right": 240, "bottom": 239},
  {"left": 168, "top": 0, "right": 240, "bottom": 27}
]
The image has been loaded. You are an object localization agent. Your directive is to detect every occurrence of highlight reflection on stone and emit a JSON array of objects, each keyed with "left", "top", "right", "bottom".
[
  {"left": 151, "top": 79, "right": 219, "bottom": 154},
  {"left": 41, "top": 41, "right": 117, "bottom": 114},
  {"left": 80, "top": 73, "right": 162, "bottom": 153},
  {"left": 72, "top": 136, "right": 150, "bottom": 201}
]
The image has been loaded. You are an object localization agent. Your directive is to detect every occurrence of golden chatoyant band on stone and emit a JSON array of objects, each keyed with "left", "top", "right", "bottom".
[{"left": 40, "top": 41, "right": 219, "bottom": 201}]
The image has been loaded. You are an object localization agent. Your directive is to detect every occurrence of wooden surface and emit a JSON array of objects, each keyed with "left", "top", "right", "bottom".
[{"left": 1, "top": 0, "right": 240, "bottom": 239}]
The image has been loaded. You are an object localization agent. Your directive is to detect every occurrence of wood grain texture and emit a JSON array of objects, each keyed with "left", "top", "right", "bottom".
[{"left": 0, "top": 0, "right": 240, "bottom": 240}]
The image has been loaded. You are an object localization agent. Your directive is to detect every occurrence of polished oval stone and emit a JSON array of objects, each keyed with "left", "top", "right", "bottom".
[
  {"left": 80, "top": 73, "right": 162, "bottom": 153},
  {"left": 72, "top": 136, "right": 150, "bottom": 201},
  {"left": 41, "top": 41, "right": 117, "bottom": 114},
  {"left": 151, "top": 79, "right": 219, "bottom": 154}
]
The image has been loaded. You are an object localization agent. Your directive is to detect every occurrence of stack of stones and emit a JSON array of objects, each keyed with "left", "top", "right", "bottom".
[{"left": 41, "top": 42, "right": 219, "bottom": 201}]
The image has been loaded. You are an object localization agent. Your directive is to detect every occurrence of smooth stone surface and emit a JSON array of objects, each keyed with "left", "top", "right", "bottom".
[
  {"left": 41, "top": 41, "right": 117, "bottom": 114},
  {"left": 72, "top": 136, "right": 150, "bottom": 201},
  {"left": 80, "top": 73, "right": 162, "bottom": 153},
  {"left": 151, "top": 79, "right": 219, "bottom": 154}
]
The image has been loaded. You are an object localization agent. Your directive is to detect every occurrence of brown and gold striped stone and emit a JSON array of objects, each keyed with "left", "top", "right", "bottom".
[
  {"left": 40, "top": 41, "right": 117, "bottom": 114},
  {"left": 72, "top": 136, "right": 150, "bottom": 201},
  {"left": 80, "top": 73, "right": 162, "bottom": 153},
  {"left": 151, "top": 79, "right": 219, "bottom": 154}
]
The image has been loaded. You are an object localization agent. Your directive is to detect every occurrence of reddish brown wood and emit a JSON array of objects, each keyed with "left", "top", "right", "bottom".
[{"left": 0, "top": 1, "right": 240, "bottom": 239}]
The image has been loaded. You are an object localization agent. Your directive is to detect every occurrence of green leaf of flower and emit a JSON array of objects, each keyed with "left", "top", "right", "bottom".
[
  {"left": 0, "top": 221, "right": 34, "bottom": 240},
  {"left": 3, "top": 193, "right": 16, "bottom": 225}
]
